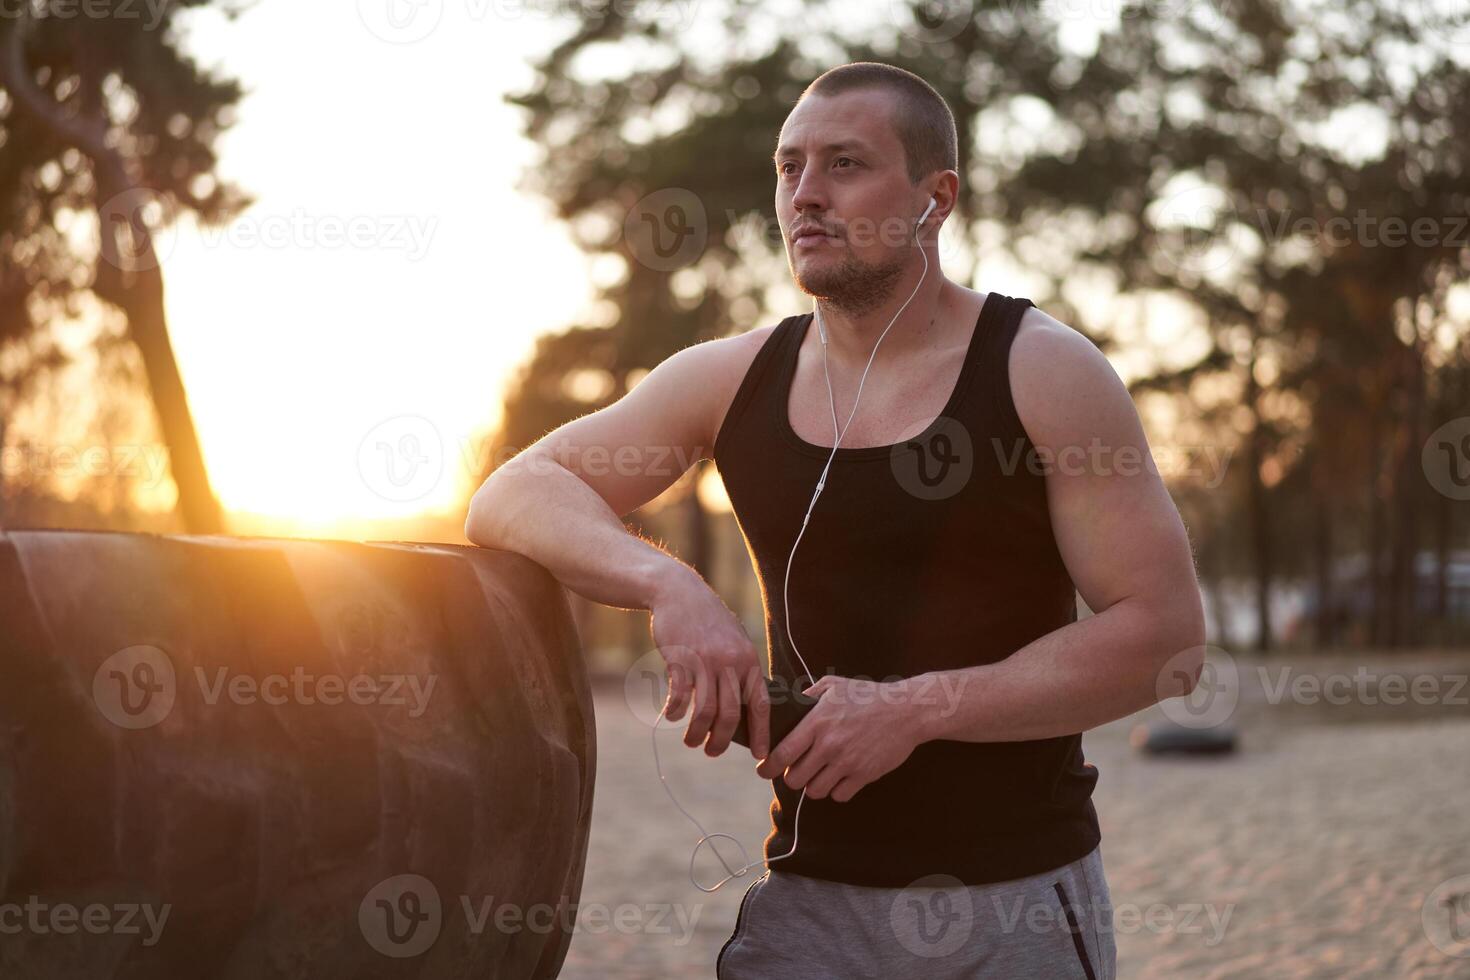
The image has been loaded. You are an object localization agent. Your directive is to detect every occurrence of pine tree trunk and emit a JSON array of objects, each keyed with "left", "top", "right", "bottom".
[
  {"left": 1, "top": 15, "right": 222, "bottom": 535},
  {"left": 1436, "top": 364, "right": 1465, "bottom": 644},
  {"left": 1246, "top": 354, "right": 1273, "bottom": 652},
  {"left": 0, "top": 409, "right": 7, "bottom": 526},
  {"left": 1314, "top": 482, "right": 1334, "bottom": 649},
  {"left": 92, "top": 160, "right": 223, "bottom": 534},
  {"left": 1367, "top": 414, "right": 1387, "bottom": 647},
  {"left": 1392, "top": 344, "right": 1426, "bottom": 646}
]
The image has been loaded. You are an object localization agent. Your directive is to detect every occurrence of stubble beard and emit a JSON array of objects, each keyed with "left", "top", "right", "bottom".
[{"left": 792, "top": 244, "right": 908, "bottom": 318}]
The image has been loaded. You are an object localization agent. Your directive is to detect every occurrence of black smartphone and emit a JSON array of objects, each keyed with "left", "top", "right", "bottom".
[{"left": 730, "top": 678, "right": 818, "bottom": 755}]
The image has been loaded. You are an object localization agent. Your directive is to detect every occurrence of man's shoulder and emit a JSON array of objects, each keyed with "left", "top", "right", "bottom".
[
  {"left": 1009, "top": 305, "right": 1132, "bottom": 447},
  {"left": 669, "top": 321, "right": 783, "bottom": 392},
  {"left": 1013, "top": 304, "right": 1089, "bottom": 354},
  {"left": 718, "top": 321, "right": 782, "bottom": 360},
  {"left": 633, "top": 322, "right": 784, "bottom": 456}
]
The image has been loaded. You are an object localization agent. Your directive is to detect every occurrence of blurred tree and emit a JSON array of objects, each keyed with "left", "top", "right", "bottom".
[
  {"left": 977, "top": 0, "right": 1470, "bottom": 648},
  {"left": 495, "top": 33, "right": 809, "bottom": 581},
  {"left": 0, "top": 1, "right": 252, "bottom": 532},
  {"left": 493, "top": 0, "right": 1469, "bottom": 650},
  {"left": 492, "top": 4, "right": 1051, "bottom": 589}
]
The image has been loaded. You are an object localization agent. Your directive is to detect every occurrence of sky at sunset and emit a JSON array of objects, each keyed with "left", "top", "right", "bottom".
[
  {"left": 87, "top": 0, "right": 1465, "bottom": 540},
  {"left": 155, "top": 3, "right": 593, "bottom": 534}
]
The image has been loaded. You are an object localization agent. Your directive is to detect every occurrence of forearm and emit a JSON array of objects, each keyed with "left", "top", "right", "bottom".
[
  {"left": 906, "top": 596, "right": 1205, "bottom": 744},
  {"left": 463, "top": 453, "right": 695, "bottom": 611}
]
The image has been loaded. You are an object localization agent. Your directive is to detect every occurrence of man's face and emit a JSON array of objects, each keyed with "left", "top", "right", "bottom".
[{"left": 774, "top": 88, "right": 925, "bottom": 314}]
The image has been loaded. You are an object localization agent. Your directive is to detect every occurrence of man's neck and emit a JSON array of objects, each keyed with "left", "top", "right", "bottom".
[{"left": 813, "top": 274, "right": 962, "bottom": 368}]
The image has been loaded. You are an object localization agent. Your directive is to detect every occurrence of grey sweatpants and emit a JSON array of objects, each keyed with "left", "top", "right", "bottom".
[{"left": 716, "top": 845, "right": 1115, "bottom": 979}]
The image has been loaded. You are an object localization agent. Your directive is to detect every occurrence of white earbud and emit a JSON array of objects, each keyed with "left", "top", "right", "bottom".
[{"left": 918, "top": 196, "right": 937, "bottom": 226}]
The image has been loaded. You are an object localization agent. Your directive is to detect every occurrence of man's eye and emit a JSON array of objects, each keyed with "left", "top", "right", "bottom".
[
  {"left": 835, "top": 157, "right": 857, "bottom": 168},
  {"left": 779, "top": 162, "right": 797, "bottom": 175}
]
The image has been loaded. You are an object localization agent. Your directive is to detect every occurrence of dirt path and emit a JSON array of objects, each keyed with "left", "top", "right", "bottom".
[{"left": 560, "top": 664, "right": 1470, "bottom": 979}]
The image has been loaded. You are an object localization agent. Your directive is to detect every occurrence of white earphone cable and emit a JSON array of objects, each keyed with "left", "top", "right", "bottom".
[{"left": 652, "top": 204, "right": 935, "bottom": 892}]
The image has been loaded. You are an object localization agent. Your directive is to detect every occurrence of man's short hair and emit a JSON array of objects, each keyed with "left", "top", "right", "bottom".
[{"left": 800, "top": 62, "right": 958, "bottom": 186}]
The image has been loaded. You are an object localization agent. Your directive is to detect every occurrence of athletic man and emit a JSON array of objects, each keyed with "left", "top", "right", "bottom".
[{"left": 465, "top": 61, "right": 1205, "bottom": 978}]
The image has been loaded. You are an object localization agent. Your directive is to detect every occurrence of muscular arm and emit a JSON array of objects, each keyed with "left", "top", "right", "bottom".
[
  {"left": 908, "top": 308, "right": 1207, "bottom": 743},
  {"left": 463, "top": 340, "right": 720, "bottom": 611},
  {"left": 464, "top": 332, "right": 775, "bottom": 758}
]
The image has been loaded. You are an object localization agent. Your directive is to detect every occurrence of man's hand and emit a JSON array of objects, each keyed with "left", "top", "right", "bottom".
[
  {"left": 755, "top": 675, "right": 923, "bottom": 803},
  {"left": 650, "top": 567, "right": 771, "bottom": 760}
]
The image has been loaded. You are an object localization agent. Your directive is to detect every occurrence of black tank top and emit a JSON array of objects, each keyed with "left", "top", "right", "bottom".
[{"left": 713, "top": 292, "right": 1102, "bottom": 887}]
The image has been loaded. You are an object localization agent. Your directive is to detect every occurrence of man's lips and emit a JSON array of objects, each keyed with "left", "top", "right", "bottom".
[{"left": 793, "top": 228, "right": 840, "bottom": 246}]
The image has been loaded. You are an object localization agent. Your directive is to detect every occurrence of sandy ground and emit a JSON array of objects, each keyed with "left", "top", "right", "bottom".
[{"left": 559, "top": 654, "right": 1470, "bottom": 979}]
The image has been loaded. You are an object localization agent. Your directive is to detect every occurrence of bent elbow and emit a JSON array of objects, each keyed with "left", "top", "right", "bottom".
[
  {"left": 1170, "top": 605, "right": 1205, "bottom": 696},
  {"left": 464, "top": 451, "right": 553, "bottom": 548},
  {"left": 1154, "top": 594, "right": 1208, "bottom": 699},
  {"left": 462, "top": 503, "right": 484, "bottom": 547},
  {"left": 463, "top": 488, "right": 501, "bottom": 547}
]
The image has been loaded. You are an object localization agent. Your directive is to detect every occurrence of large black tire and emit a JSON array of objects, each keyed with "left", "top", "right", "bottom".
[{"left": 0, "top": 529, "right": 594, "bottom": 979}]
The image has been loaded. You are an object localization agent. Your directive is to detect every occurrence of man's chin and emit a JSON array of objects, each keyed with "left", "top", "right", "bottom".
[
  {"left": 792, "top": 254, "right": 907, "bottom": 312},
  {"left": 791, "top": 257, "right": 846, "bottom": 297},
  {"left": 792, "top": 272, "right": 839, "bottom": 299}
]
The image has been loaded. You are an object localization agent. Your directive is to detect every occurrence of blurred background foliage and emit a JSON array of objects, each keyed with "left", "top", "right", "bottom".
[
  {"left": 1, "top": 0, "right": 254, "bottom": 534},
  {"left": 3, "top": 0, "right": 1469, "bottom": 658},
  {"left": 487, "top": 0, "right": 1470, "bottom": 658}
]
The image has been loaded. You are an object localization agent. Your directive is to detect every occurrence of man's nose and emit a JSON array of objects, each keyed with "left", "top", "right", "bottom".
[{"left": 791, "top": 171, "right": 828, "bottom": 216}]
